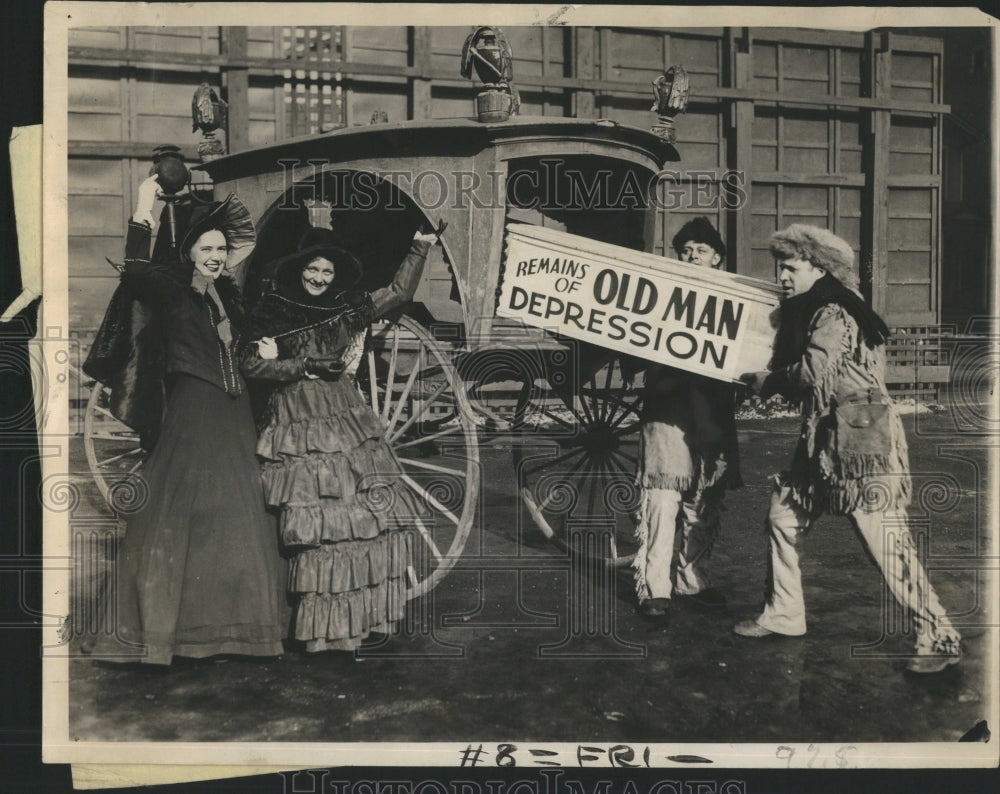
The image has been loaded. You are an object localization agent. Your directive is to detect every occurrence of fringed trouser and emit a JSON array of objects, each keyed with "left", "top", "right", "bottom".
[
  {"left": 754, "top": 480, "right": 962, "bottom": 653},
  {"left": 633, "top": 487, "right": 723, "bottom": 602}
]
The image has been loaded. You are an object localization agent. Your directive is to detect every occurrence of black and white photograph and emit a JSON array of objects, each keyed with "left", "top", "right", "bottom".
[{"left": 35, "top": 2, "right": 998, "bottom": 779}]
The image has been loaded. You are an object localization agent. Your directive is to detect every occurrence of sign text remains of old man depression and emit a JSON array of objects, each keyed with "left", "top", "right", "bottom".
[{"left": 508, "top": 258, "right": 743, "bottom": 371}]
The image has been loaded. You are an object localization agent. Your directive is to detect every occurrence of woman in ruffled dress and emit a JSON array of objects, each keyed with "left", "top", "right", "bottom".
[
  {"left": 242, "top": 221, "right": 440, "bottom": 652},
  {"left": 88, "top": 176, "right": 286, "bottom": 664}
]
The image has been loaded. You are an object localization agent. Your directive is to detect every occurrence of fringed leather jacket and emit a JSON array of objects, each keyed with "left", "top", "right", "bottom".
[
  {"left": 764, "top": 303, "right": 910, "bottom": 516},
  {"left": 638, "top": 364, "right": 742, "bottom": 495}
]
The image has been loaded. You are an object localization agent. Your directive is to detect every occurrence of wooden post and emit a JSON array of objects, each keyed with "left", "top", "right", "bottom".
[
  {"left": 862, "top": 32, "right": 890, "bottom": 314},
  {"left": 729, "top": 33, "right": 754, "bottom": 277},
  {"left": 410, "top": 26, "right": 433, "bottom": 120},
  {"left": 572, "top": 28, "right": 596, "bottom": 118},
  {"left": 222, "top": 27, "right": 250, "bottom": 154}
]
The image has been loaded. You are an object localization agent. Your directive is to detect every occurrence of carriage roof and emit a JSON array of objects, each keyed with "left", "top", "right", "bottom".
[
  {"left": 195, "top": 116, "right": 680, "bottom": 183},
  {"left": 197, "top": 116, "right": 679, "bottom": 340}
]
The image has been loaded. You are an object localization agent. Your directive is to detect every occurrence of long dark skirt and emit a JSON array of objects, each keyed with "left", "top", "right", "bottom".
[{"left": 92, "top": 375, "right": 286, "bottom": 664}]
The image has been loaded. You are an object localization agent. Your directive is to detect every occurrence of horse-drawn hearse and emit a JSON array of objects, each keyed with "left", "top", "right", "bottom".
[{"left": 83, "top": 50, "right": 778, "bottom": 598}]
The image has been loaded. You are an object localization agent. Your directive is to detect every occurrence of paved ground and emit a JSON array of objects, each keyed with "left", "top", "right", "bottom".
[{"left": 65, "top": 409, "right": 994, "bottom": 747}]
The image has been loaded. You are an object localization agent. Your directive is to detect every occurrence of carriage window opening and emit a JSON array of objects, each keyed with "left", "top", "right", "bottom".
[{"left": 505, "top": 155, "right": 651, "bottom": 252}]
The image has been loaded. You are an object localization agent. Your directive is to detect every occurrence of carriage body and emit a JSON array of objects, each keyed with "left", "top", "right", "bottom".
[{"left": 196, "top": 116, "right": 678, "bottom": 342}]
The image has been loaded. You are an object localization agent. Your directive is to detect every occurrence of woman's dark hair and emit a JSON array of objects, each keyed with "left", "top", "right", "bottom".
[{"left": 184, "top": 223, "right": 230, "bottom": 261}]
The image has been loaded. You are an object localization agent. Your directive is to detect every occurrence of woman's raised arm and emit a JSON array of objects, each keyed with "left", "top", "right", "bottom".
[
  {"left": 119, "top": 176, "right": 181, "bottom": 304},
  {"left": 369, "top": 223, "right": 443, "bottom": 317}
]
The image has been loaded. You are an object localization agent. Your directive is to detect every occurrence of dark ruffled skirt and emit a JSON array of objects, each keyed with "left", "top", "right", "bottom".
[
  {"left": 258, "top": 377, "right": 418, "bottom": 651},
  {"left": 92, "top": 375, "right": 287, "bottom": 664}
]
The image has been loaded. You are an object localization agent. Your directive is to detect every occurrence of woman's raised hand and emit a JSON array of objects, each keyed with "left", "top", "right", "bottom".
[
  {"left": 256, "top": 337, "right": 279, "bottom": 360},
  {"left": 413, "top": 219, "right": 448, "bottom": 244},
  {"left": 132, "top": 175, "right": 162, "bottom": 228}
]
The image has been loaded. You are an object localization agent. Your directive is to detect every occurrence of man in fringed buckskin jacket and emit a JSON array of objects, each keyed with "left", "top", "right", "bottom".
[
  {"left": 737, "top": 224, "right": 962, "bottom": 674},
  {"left": 630, "top": 217, "right": 742, "bottom": 623}
]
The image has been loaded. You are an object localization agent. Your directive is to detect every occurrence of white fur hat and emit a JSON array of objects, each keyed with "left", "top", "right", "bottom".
[{"left": 768, "top": 224, "right": 858, "bottom": 291}]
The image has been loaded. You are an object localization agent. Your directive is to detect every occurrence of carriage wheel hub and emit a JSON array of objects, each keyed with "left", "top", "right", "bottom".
[{"left": 579, "top": 423, "right": 619, "bottom": 455}]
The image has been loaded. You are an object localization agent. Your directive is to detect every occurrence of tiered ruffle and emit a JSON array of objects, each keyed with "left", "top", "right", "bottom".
[
  {"left": 258, "top": 408, "right": 385, "bottom": 460},
  {"left": 289, "top": 531, "right": 412, "bottom": 594},
  {"left": 257, "top": 378, "right": 386, "bottom": 461},
  {"left": 262, "top": 438, "right": 404, "bottom": 503},
  {"left": 259, "top": 376, "right": 417, "bottom": 649},
  {"left": 278, "top": 481, "right": 423, "bottom": 547},
  {"left": 296, "top": 576, "right": 408, "bottom": 645}
]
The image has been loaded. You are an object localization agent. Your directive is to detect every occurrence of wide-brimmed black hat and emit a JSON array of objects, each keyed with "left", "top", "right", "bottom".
[
  {"left": 265, "top": 227, "right": 364, "bottom": 289},
  {"left": 178, "top": 193, "right": 256, "bottom": 273}
]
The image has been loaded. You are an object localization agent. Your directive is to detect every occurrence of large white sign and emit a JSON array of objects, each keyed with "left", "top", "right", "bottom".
[{"left": 497, "top": 224, "right": 781, "bottom": 382}]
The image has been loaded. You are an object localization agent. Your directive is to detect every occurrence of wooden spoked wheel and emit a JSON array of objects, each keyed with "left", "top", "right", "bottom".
[
  {"left": 513, "top": 355, "right": 643, "bottom": 566},
  {"left": 359, "top": 315, "right": 480, "bottom": 599},
  {"left": 83, "top": 381, "right": 147, "bottom": 513}
]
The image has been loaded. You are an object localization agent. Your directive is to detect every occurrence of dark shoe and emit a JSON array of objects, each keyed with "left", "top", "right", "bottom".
[
  {"left": 638, "top": 598, "right": 670, "bottom": 619},
  {"left": 733, "top": 619, "right": 776, "bottom": 638},
  {"left": 905, "top": 647, "right": 962, "bottom": 674},
  {"left": 677, "top": 588, "right": 727, "bottom": 610}
]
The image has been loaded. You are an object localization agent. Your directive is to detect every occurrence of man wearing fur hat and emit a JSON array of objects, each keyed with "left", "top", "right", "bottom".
[
  {"left": 629, "top": 217, "right": 742, "bottom": 621},
  {"left": 737, "top": 224, "right": 962, "bottom": 674}
]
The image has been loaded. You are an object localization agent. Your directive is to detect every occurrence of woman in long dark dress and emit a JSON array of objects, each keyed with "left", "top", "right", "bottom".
[
  {"left": 90, "top": 176, "right": 286, "bottom": 664},
  {"left": 242, "top": 222, "right": 438, "bottom": 651}
]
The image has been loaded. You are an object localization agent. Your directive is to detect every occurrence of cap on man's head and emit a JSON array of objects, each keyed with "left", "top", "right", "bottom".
[
  {"left": 671, "top": 216, "right": 726, "bottom": 260},
  {"left": 769, "top": 224, "right": 858, "bottom": 291}
]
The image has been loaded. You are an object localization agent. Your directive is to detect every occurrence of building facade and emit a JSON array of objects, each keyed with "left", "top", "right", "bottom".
[{"left": 68, "top": 26, "right": 989, "bottom": 343}]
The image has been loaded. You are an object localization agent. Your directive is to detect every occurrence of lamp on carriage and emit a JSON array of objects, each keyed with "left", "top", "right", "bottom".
[
  {"left": 150, "top": 144, "right": 189, "bottom": 251},
  {"left": 460, "top": 26, "right": 519, "bottom": 122},
  {"left": 650, "top": 65, "right": 690, "bottom": 143},
  {"left": 192, "top": 82, "right": 229, "bottom": 161}
]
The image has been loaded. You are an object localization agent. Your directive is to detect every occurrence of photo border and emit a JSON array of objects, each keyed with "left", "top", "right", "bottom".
[{"left": 40, "top": 2, "right": 1000, "bottom": 775}]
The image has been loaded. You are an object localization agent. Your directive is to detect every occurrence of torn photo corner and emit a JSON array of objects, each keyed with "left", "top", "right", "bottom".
[{"left": 3, "top": 124, "right": 42, "bottom": 322}]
